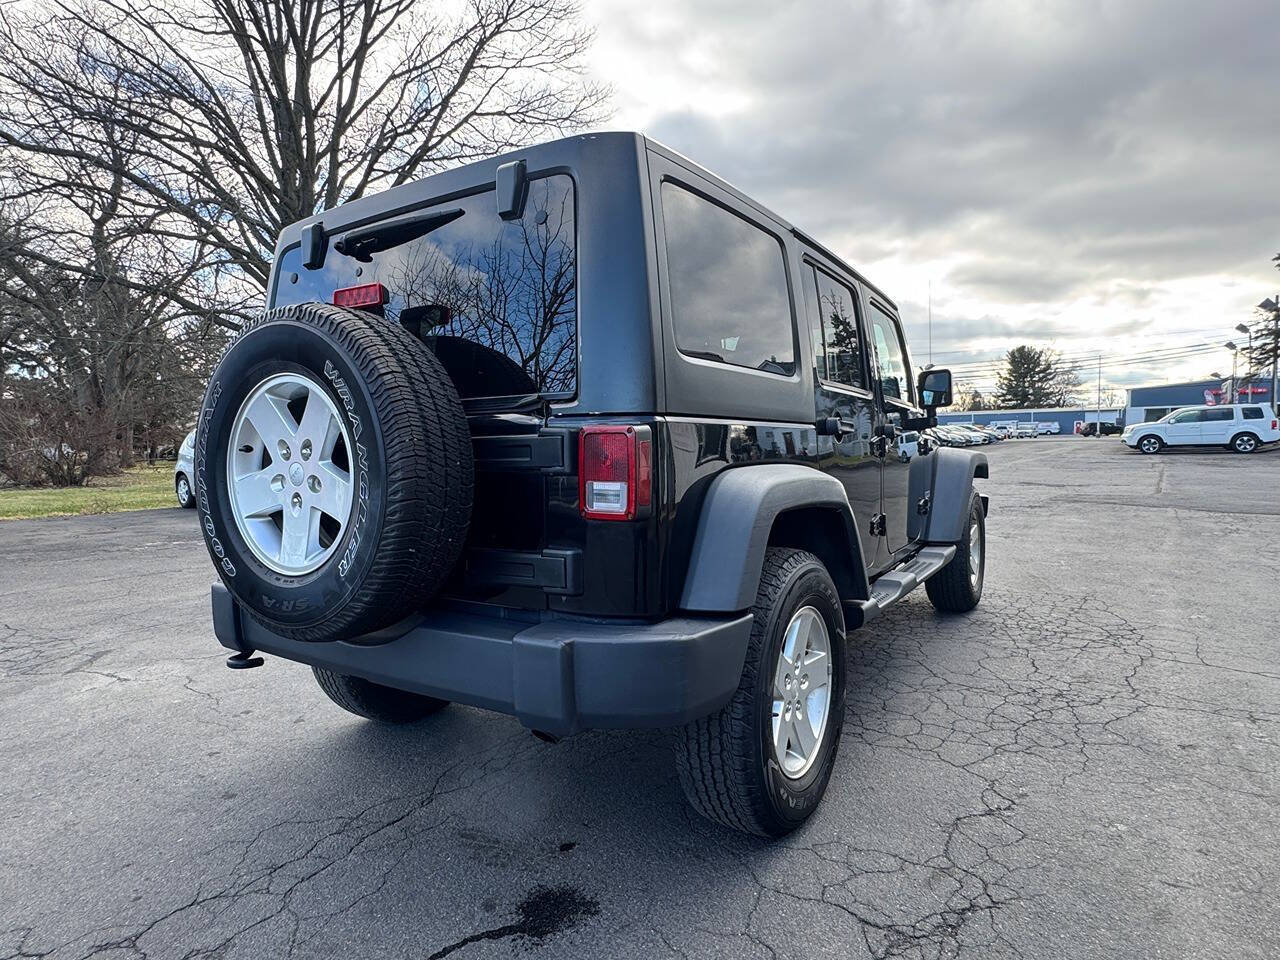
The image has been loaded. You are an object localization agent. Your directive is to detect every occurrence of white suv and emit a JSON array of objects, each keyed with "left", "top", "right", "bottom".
[{"left": 1122, "top": 404, "right": 1279, "bottom": 454}]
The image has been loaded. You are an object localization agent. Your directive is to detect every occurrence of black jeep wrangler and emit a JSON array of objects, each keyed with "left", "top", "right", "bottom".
[{"left": 197, "top": 132, "right": 988, "bottom": 837}]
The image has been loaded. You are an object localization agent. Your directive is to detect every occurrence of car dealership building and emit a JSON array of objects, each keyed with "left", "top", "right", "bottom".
[{"left": 936, "top": 376, "right": 1274, "bottom": 435}]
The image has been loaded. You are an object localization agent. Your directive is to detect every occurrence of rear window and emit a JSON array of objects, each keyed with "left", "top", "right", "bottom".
[
  {"left": 272, "top": 175, "right": 577, "bottom": 401},
  {"left": 1243, "top": 406, "right": 1264, "bottom": 420},
  {"left": 661, "top": 182, "right": 795, "bottom": 376}
]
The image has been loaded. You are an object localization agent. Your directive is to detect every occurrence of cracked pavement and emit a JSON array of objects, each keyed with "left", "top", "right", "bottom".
[{"left": 1, "top": 440, "right": 1277, "bottom": 959}]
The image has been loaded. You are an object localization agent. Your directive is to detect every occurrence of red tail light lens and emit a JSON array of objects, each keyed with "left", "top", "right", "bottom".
[
  {"left": 333, "top": 283, "right": 388, "bottom": 309},
  {"left": 580, "top": 426, "right": 651, "bottom": 520}
]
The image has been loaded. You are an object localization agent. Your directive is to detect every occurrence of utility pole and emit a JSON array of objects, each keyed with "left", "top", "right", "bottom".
[{"left": 1096, "top": 355, "right": 1102, "bottom": 434}]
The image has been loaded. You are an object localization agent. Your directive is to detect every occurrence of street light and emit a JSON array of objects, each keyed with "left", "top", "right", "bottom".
[
  {"left": 1234, "top": 323, "right": 1254, "bottom": 401},
  {"left": 1259, "top": 298, "right": 1280, "bottom": 413}
]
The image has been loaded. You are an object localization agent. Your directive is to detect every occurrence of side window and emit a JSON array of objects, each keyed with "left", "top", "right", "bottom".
[
  {"left": 868, "top": 306, "right": 912, "bottom": 404},
  {"left": 1170, "top": 409, "right": 1204, "bottom": 423},
  {"left": 661, "top": 181, "right": 795, "bottom": 376},
  {"left": 1243, "top": 407, "right": 1264, "bottom": 420},
  {"left": 806, "top": 265, "right": 865, "bottom": 389},
  {"left": 1204, "top": 408, "right": 1233, "bottom": 422}
]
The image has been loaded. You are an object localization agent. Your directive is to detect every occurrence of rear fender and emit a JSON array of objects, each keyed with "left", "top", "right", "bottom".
[{"left": 680, "top": 464, "right": 870, "bottom": 613}]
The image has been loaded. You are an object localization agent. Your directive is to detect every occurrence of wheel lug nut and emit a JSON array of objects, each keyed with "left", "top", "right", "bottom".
[
  {"left": 307, "top": 475, "right": 321, "bottom": 493},
  {"left": 300, "top": 439, "right": 312, "bottom": 461},
  {"left": 290, "top": 492, "right": 302, "bottom": 513},
  {"left": 270, "top": 474, "right": 285, "bottom": 493},
  {"left": 278, "top": 439, "right": 291, "bottom": 461}
]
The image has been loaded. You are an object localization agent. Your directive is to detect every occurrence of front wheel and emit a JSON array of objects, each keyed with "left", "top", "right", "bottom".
[
  {"left": 675, "top": 548, "right": 846, "bottom": 837},
  {"left": 1137, "top": 435, "right": 1163, "bottom": 455},
  {"left": 925, "top": 493, "right": 985, "bottom": 613},
  {"left": 1230, "top": 432, "right": 1259, "bottom": 454}
]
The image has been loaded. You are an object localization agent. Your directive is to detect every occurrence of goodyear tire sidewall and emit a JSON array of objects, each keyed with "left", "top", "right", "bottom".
[{"left": 196, "top": 317, "right": 385, "bottom": 631}]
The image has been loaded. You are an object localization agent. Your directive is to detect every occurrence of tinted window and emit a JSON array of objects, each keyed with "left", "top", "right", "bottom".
[
  {"left": 1169, "top": 409, "right": 1204, "bottom": 423},
  {"left": 1204, "top": 408, "right": 1233, "bottom": 421},
  {"left": 662, "top": 182, "right": 794, "bottom": 375},
  {"left": 1243, "top": 406, "right": 1264, "bottom": 420},
  {"left": 806, "top": 265, "right": 865, "bottom": 389},
  {"left": 868, "top": 306, "right": 911, "bottom": 403},
  {"left": 273, "top": 175, "right": 576, "bottom": 400}
]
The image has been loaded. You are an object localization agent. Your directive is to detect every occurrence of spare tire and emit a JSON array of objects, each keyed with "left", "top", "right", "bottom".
[{"left": 194, "top": 302, "right": 473, "bottom": 641}]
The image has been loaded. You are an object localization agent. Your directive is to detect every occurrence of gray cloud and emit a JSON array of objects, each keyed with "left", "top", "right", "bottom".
[{"left": 594, "top": 0, "right": 1280, "bottom": 331}]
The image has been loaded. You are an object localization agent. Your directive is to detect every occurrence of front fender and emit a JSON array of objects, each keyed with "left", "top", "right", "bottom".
[{"left": 922, "top": 447, "right": 988, "bottom": 543}]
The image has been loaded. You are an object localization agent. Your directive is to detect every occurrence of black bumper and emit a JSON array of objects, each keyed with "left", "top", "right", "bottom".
[{"left": 211, "top": 585, "right": 753, "bottom": 737}]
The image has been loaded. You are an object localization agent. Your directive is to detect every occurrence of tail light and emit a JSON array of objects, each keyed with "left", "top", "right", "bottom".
[
  {"left": 333, "top": 282, "right": 388, "bottom": 309},
  {"left": 1272, "top": 419, "right": 1278, "bottom": 430},
  {"left": 579, "top": 426, "right": 652, "bottom": 521}
]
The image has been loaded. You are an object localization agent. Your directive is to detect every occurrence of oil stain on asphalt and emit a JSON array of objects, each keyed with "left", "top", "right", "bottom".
[{"left": 426, "top": 886, "right": 600, "bottom": 959}]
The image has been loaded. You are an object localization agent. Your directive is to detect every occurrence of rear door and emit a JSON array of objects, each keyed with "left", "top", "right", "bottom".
[
  {"left": 1201, "top": 407, "right": 1234, "bottom": 443},
  {"left": 797, "top": 255, "right": 880, "bottom": 543}
]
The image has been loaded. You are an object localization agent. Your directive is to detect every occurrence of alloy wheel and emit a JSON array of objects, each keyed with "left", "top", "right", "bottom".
[{"left": 226, "top": 372, "right": 355, "bottom": 575}]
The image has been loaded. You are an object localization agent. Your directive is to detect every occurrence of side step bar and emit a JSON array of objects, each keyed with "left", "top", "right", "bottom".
[{"left": 846, "top": 545, "right": 957, "bottom": 627}]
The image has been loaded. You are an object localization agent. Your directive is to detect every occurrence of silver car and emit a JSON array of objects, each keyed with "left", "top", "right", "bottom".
[{"left": 174, "top": 430, "right": 196, "bottom": 508}]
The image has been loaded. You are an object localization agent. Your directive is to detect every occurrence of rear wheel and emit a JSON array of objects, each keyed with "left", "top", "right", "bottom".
[
  {"left": 313, "top": 668, "right": 449, "bottom": 723},
  {"left": 175, "top": 474, "right": 195, "bottom": 509},
  {"left": 925, "top": 493, "right": 985, "bottom": 613},
  {"left": 1137, "top": 435, "right": 1163, "bottom": 455},
  {"left": 675, "top": 548, "right": 846, "bottom": 837},
  {"left": 1230, "top": 432, "right": 1259, "bottom": 454}
]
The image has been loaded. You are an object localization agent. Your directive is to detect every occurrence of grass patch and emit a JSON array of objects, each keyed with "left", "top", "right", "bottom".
[{"left": 0, "top": 465, "right": 179, "bottom": 520}]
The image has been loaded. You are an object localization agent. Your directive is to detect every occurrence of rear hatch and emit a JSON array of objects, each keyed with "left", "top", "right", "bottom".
[{"left": 269, "top": 173, "right": 579, "bottom": 608}]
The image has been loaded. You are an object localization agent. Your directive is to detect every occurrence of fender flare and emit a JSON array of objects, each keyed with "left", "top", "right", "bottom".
[
  {"left": 923, "top": 447, "right": 988, "bottom": 543},
  {"left": 680, "top": 464, "right": 870, "bottom": 613}
]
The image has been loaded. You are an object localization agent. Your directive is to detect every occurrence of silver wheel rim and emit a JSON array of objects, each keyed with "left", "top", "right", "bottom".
[
  {"left": 969, "top": 517, "right": 983, "bottom": 587},
  {"left": 771, "top": 606, "right": 833, "bottom": 779},
  {"left": 177, "top": 477, "right": 190, "bottom": 503},
  {"left": 1142, "top": 438, "right": 1158, "bottom": 453},
  {"left": 226, "top": 372, "right": 354, "bottom": 576},
  {"left": 1237, "top": 436, "right": 1254, "bottom": 452}
]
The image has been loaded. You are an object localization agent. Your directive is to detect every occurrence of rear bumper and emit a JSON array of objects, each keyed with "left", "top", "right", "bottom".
[{"left": 211, "top": 585, "right": 752, "bottom": 737}]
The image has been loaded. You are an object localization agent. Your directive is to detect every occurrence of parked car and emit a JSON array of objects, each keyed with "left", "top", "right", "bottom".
[
  {"left": 194, "top": 132, "right": 991, "bottom": 838},
  {"left": 174, "top": 430, "right": 196, "bottom": 508},
  {"left": 897, "top": 430, "right": 920, "bottom": 461},
  {"left": 1036, "top": 422, "right": 1059, "bottom": 436},
  {"left": 1122, "top": 404, "right": 1279, "bottom": 454},
  {"left": 1015, "top": 422, "right": 1037, "bottom": 438},
  {"left": 1080, "top": 421, "right": 1121, "bottom": 437}
]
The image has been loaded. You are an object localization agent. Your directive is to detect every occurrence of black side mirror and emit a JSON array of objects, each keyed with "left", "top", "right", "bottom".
[
  {"left": 496, "top": 159, "right": 528, "bottom": 221},
  {"left": 918, "top": 368, "right": 953, "bottom": 409}
]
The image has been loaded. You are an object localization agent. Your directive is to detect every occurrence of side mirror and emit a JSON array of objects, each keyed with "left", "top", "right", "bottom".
[{"left": 918, "top": 368, "right": 953, "bottom": 409}]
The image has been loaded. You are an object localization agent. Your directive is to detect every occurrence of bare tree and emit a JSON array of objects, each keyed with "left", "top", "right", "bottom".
[{"left": 0, "top": 0, "right": 606, "bottom": 326}]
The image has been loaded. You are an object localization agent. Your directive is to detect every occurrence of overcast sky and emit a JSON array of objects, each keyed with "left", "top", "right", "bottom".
[{"left": 584, "top": 0, "right": 1280, "bottom": 398}]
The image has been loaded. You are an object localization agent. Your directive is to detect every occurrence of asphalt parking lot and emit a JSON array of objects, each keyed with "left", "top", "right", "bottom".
[{"left": 1, "top": 439, "right": 1277, "bottom": 960}]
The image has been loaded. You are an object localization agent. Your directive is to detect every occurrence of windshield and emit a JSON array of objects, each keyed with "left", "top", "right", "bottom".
[{"left": 272, "top": 175, "right": 577, "bottom": 401}]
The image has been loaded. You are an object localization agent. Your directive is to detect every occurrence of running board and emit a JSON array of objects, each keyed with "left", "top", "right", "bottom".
[{"left": 846, "top": 545, "right": 957, "bottom": 626}]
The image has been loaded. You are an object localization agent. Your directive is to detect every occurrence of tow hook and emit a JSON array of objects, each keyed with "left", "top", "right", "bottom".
[{"left": 226, "top": 650, "right": 264, "bottom": 669}]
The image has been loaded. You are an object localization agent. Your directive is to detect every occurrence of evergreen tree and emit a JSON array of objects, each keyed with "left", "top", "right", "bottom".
[{"left": 993, "top": 346, "right": 1058, "bottom": 408}]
